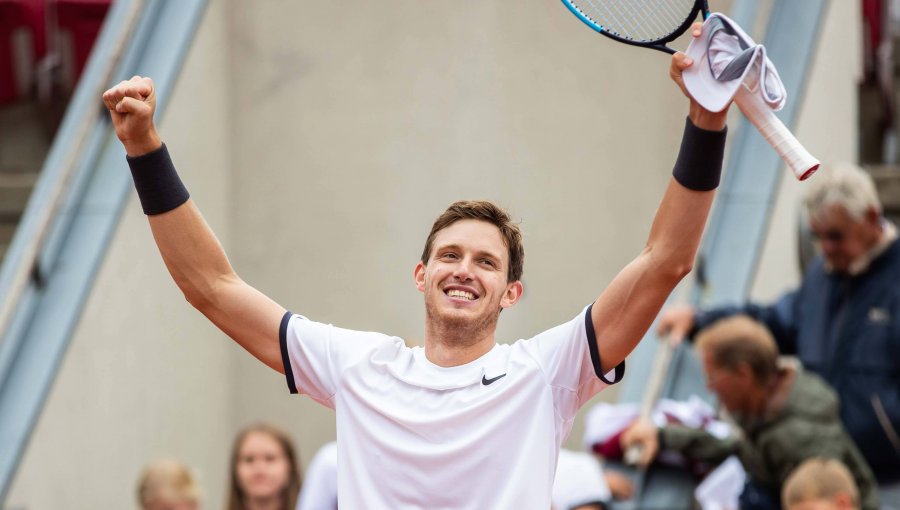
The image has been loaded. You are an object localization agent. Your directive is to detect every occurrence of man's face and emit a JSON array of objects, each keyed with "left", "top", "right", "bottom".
[
  {"left": 809, "top": 204, "right": 879, "bottom": 273},
  {"left": 700, "top": 349, "right": 753, "bottom": 415},
  {"left": 415, "top": 219, "right": 522, "bottom": 340}
]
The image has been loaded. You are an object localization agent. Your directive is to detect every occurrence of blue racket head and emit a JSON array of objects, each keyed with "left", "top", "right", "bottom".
[{"left": 561, "top": 0, "right": 710, "bottom": 54}]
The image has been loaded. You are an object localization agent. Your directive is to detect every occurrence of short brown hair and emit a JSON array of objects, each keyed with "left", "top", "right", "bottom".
[
  {"left": 421, "top": 200, "right": 524, "bottom": 283},
  {"left": 695, "top": 315, "right": 779, "bottom": 385},
  {"left": 782, "top": 458, "right": 860, "bottom": 509}
]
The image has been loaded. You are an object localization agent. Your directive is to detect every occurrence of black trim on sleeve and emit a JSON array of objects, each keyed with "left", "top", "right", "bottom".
[
  {"left": 585, "top": 303, "right": 626, "bottom": 384},
  {"left": 671, "top": 117, "right": 727, "bottom": 191},
  {"left": 279, "top": 311, "right": 298, "bottom": 394},
  {"left": 126, "top": 143, "right": 191, "bottom": 215}
]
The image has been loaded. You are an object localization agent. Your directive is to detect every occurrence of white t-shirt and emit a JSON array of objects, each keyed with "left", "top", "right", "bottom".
[{"left": 280, "top": 305, "right": 623, "bottom": 509}]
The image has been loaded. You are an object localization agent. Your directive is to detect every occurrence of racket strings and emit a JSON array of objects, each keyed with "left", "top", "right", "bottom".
[{"left": 570, "top": 0, "right": 697, "bottom": 42}]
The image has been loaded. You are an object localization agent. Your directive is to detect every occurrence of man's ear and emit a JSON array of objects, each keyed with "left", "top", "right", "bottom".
[
  {"left": 414, "top": 262, "right": 426, "bottom": 293},
  {"left": 865, "top": 206, "right": 881, "bottom": 226},
  {"left": 735, "top": 362, "right": 756, "bottom": 382},
  {"left": 500, "top": 280, "right": 524, "bottom": 309}
]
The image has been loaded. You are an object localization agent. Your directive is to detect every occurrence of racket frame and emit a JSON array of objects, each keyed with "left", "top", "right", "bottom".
[
  {"left": 559, "top": 0, "right": 819, "bottom": 180},
  {"left": 560, "top": 0, "right": 709, "bottom": 54}
]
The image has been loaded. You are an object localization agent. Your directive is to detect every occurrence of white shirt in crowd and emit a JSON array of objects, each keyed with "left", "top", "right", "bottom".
[
  {"left": 552, "top": 449, "right": 612, "bottom": 510},
  {"left": 296, "top": 441, "right": 338, "bottom": 510}
]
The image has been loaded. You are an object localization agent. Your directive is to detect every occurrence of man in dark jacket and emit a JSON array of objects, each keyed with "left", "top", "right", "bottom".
[
  {"left": 621, "top": 315, "right": 878, "bottom": 510},
  {"left": 658, "top": 162, "right": 900, "bottom": 505}
]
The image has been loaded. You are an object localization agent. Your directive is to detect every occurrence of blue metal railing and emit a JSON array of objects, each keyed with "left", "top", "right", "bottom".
[{"left": 0, "top": 0, "right": 208, "bottom": 500}]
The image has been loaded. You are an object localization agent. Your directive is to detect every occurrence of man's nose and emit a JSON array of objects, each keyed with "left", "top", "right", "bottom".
[{"left": 453, "top": 258, "right": 475, "bottom": 279}]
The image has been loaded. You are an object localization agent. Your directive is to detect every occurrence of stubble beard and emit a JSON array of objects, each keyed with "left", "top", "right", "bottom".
[{"left": 424, "top": 293, "right": 500, "bottom": 348}]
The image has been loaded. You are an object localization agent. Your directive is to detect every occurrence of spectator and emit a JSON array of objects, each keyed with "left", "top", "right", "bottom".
[
  {"left": 622, "top": 315, "right": 878, "bottom": 510},
  {"left": 552, "top": 448, "right": 617, "bottom": 510},
  {"left": 295, "top": 441, "right": 337, "bottom": 510},
  {"left": 658, "top": 162, "right": 900, "bottom": 505},
  {"left": 227, "top": 424, "right": 301, "bottom": 510},
  {"left": 783, "top": 458, "right": 860, "bottom": 510},
  {"left": 137, "top": 458, "right": 201, "bottom": 510}
]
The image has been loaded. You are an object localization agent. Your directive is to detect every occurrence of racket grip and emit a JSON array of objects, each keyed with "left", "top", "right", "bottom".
[{"left": 734, "top": 87, "right": 819, "bottom": 180}]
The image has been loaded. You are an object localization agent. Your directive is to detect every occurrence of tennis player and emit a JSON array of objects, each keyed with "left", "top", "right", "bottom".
[{"left": 102, "top": 28, "right": 728, "bottom": 509}]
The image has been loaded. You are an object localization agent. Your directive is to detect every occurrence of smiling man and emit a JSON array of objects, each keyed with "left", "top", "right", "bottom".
[{"left": 102, "top": 29, "right": 729, "bottom": 508}]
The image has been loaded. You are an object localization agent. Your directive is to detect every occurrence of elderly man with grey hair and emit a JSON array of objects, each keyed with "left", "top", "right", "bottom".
[{"left": 658, "top": 162, "right": 900, "bottom": 508}]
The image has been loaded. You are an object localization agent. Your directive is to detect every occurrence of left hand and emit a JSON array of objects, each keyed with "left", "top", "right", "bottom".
[
  {"left": 670, "top": 22, "right": 729, "bottom": 131},
  {"left": 619, "top": 419, "right": 660, "bottom": 468}
]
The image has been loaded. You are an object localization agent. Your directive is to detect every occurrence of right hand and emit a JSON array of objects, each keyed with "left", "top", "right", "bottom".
[
  {"left": 604, "top": 471, "right": 634, "bottom": 500},
  {"left": 656, "top": 304, "right": 696, "bottom": 346},
  {"left": 102, "top": 76, "right": 161, "bottom": 156}
]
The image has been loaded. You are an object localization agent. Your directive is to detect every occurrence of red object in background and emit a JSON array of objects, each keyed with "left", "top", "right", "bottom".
[
  {"left": 54, "top": 0, "right": 111, "bottom": 83},
  {"left": 0, "top": 1, "right": 25, "bottom": 104},
  {"left": 591, "top": 428, "right": 628, "bottom": 460},
  {"left": 861, "top": 0, "right": 884, "bottom": 79},
  {"left": 0, "top": 0, "right": 111, "bottom": 105},
  {"left": 0, "top": 0, "right": 46, "bottom": 104}
]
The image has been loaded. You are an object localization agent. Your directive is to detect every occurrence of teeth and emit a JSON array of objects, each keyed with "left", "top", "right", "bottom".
[{"left": 447, "top": 289, "right": 475, "bottom": 300}]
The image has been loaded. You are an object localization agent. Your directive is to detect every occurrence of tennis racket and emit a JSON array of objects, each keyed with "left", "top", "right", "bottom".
[{"left": 560, "top": 0, "right": 819, "bottom": 180}]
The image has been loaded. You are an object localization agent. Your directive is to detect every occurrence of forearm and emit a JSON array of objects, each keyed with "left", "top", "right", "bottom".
[
  {"left": 659, "top": 425, "right": 739, "bottom": 465},
  {"left": 105, "top": 77, "right": 286, "bottom": 372},
  {"left": 148, "top": 200, "right": 236, "bottom": 308},
  {"left": 643, "top": 118, "right": 725, "bottom": 275},
  {"left": 691, "top": 294, "right": 798, "bottom": 350},
  {"left": 589, "top": 119, "right": 726, "bottom": 372},
  {"left": 137, "top": 151, "right": 285, "bottom": 371},
  {"left": 127, "top": 144, "right": 233, "bottom": 305},
  {"left": 642, "top": 180, "right": 714, "bottom": 280}
]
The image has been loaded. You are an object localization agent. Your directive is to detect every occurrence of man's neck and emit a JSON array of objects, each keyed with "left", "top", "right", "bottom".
[
  {"left": 423, "top": 327, "right": 496, "bottom": 367},
  {"left": 741, "top": 367, "right": 795, "bottom": 421},
  {"left": 842, "top": 219, "right": 896, "bottom": 275},
  {"left": 762, "top": 365, "right": 797, "bottom": 419}
]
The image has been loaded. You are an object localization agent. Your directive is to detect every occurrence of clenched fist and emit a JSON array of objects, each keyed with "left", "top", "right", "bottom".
[{"left": 102, "top": 75, "right": 161, "bottom": 156}]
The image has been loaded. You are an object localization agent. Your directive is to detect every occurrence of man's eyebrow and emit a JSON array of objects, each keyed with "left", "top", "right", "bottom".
[
  {"left": 476, "top": 250, "right": 502, "bottom": 262},
  {"left": 432, "top": 243, "right": 504, "bottom": 263},
  {"left": 433, "top": 243, "right": 461, "bottom": 254}
]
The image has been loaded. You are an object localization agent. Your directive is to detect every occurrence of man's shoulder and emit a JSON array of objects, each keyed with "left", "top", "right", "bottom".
[
  {"left": 881, "top": 236, "right": 900, "bottom": 268},
  {"left": 289, "top": 314, "right": 408, "bottom": 359}
]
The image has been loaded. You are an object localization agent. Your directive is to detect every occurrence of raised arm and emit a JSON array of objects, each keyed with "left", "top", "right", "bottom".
[
  {"left": 591, "top": 44, "right": 730, "bottom": 373},
  {"left": 102, "top": 77, "right": 286, "bottom": 373}
]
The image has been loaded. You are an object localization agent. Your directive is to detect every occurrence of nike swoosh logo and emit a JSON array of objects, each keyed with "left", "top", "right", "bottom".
[{"left": 482, "top": 374, "right": 507, "bottom": 386}]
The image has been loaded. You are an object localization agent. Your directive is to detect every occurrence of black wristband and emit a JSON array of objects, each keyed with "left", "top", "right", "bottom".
[
  {"left": 672, "top": 117, "right": 727, "bottom": 191},
  {"left": 126, "top": 143, "right": 190, "bottom": 215}
]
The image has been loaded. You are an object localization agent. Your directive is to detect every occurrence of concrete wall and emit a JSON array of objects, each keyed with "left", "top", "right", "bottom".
[
  {"left": 5, "top": 0, "right": 862, "bottom": 508},
  {"left": 224, "top": 0, "right": 695, "bottom": 461}
]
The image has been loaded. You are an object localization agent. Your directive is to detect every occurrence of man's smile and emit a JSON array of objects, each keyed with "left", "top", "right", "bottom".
[{"left": 443, "top": 285, "right": 480, "bottom": 302}]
